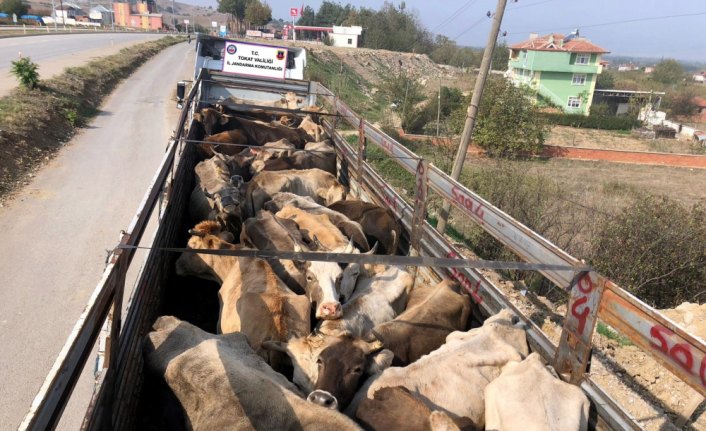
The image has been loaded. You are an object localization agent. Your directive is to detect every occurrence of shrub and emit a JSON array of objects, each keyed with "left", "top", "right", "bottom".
[
  {"left": 590, "top": 194, "right": 706, "bottom": 308},
  {"left": 10, "top": 57, "right": 39, "bottom": 89},
  {"left": 541, "top": 112, "right": 641, "bottom": 130}
]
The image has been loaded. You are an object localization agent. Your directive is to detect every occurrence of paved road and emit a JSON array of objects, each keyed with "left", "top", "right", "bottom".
[
  {"left": 0, "top": 41, "right": 193, "bottom": 430},
  {"left": 0, "top": 33, "right": 166, "bottom": 97}
]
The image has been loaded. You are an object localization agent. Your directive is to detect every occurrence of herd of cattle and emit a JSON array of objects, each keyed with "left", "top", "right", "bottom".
[{"left": 142, "top": 93, "right": 591, "bottom": 430}]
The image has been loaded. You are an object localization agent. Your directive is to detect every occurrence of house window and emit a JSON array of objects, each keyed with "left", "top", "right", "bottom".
[
  {"left": 348, "top": 38, "right": 352, "bottom": 45},
  {"left": 567, "top": 97, "right": 582, "bottom": 108},
  {"left": 572, "top": 74, "right": 587, "bottom": 85},
  {"left": 576, "top": 54, "right": 590, "bottom": 65}
]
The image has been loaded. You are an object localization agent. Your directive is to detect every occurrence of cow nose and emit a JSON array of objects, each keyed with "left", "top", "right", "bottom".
[
  {"left": 307, "top": 390, "right": 339, "bottom": 410},
  {"left": 318, "top": 302, "right": 342, "bottom": 320}
]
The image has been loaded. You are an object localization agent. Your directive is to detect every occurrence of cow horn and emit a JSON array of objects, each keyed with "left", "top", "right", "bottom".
[
  {"left": 343, "top": 238, "right": 355, "bottom": 254},
  {"left": 366, "top": 339, "right": 384, "bottom": 353},
  {"left": 188, "top": 229, "right": 206, "bottom": 237},
  {"left": 363, "top": 242, "right": 378, "bottom": 255}
]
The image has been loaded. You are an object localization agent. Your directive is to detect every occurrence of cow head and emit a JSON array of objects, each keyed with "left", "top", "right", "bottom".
[
  {"left": 263, "top": 333, "right": 393, "bottom": 410},
  {"left": 306, "top": 238, "right": 357, "bottom": 320},
  {"left": 175, "top": 221, "right": 236, "bottom": 283},
  {"left": 318, "top": 183, "right": 347, "bottom": 206},
  {"left": 280, "top": 91, "right": 303, "bottom": 109},
  {"left": 196, "top": 107, "right": 232, "bottom": 136}
]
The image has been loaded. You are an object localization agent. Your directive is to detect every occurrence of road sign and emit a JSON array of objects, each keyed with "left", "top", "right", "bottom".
[
  {"left": 12, "top": 13, "right": 17, "bottom": 23},
  {"left": 183, "top": 19, "right": 189, "bottom": 24},
  {"left": 211, "top": 21, "right": 217, "bottom": 28},
  {"left": 290, "top": 7, "right": 298, "bottom": 17},
  {"left": 222, "top": 40, "right": 288, "bottom": 80},
  {"left": 219, "top": 24, "right": 227, "bottom": 37}
]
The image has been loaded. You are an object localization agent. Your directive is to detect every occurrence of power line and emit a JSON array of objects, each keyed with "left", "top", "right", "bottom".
[
  {"left": 452, "top": 14, "right": 488, "bottom": 41},
  {"left": 507, "top": 11, "right": 706, "bottom": 35},
  {"left": 431, "top": 0, "right": 478, "bottom": 33},
  {"left": 506, "top": 0, "right": 554, "bottom": 12}
]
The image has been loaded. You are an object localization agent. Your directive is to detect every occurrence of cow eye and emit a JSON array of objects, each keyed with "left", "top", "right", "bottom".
[
  {"left": 352, "top": 366, "right": 363, "bottom": 374},
  {"left": 307, "top": 274, "right": 314, "bottom": 282},
  {"left": 316, "top": 358, "right": 323, "bottom": 366}
]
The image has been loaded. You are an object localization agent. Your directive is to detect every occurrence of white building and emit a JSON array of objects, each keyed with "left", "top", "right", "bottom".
[{"left": 329, "top": 26, "right": 362, "bottom": 48}]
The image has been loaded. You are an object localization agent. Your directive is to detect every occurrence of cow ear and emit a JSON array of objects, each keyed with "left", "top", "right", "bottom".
[
  {"left": 262, "top": 340, "right": 289, "bottom": 353},
  {"left": 366, "top": 349, "right": 393, "bottom": 375}
]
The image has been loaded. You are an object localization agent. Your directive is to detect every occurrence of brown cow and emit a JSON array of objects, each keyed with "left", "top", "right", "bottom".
[
  {"left": 235, "top": 116, "right": 310, "bottom": 149},
  {"left": 199, "top": 129, "right": 249, "bottom": 157},
  {"left": 175, "top": 221, "right": 310, "bottom": 370},
  {"left": 328, "top": 201, "right": 401, "bottom": 255},
  {"left": 255, "top": 140, "right": 337, "bottom": 176},
  {"left": 144, "top": 316, "right": 361, "bottom": 431},
  {"left": 365, "top": 279, "right": 470, "bottom": 366},
  {"left": 263, "top": 333, "right": 393, "bottom": 411},
  {"left": 243, "top": 168, "right": 346, "bottom": 219},
  {"left": 356, "top": 387, "right": 460, "bottom": 431},
  {"left": 298, "top": 115, "right": 325, "bottom": 142}
]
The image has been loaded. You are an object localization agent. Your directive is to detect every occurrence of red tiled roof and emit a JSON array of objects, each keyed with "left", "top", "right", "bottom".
[
  {"left": 693, "top": 97, "right": 706, "bottom": 108},
  {"left": 510, "top": 33, "right": 609, "bottom": 54}
]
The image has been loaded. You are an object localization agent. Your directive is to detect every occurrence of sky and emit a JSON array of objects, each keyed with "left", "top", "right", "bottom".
[{"left": 191, "top": 0, "right": 706, "bottom": 62}]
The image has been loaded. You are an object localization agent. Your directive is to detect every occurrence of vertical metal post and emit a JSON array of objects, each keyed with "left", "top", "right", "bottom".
[
  {"left": 554, "top": 271, "right": 604, "bottom": 383},
  {"left": 436, "top": 76, "right": 442, "bottom": 137},
  {"left": 436, "top": 0, "right": 508, "bottom": 234},
  {"left": 102, "top": 240, "right": 128, "bottom": 428},
  {"left": 357, "top": 117, "right": 366, "bottom": 194},
  {"left": 410, "top": 158, "right": 429, "bottom": 255}
]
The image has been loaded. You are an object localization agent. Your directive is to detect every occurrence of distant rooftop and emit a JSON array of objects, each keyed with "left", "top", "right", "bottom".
[{"left": 511, "top": 33, "right": 609, "bottom": 54}]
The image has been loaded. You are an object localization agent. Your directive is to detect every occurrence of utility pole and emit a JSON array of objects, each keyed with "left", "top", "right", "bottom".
[
  {"left": 435, "top": 0, "right": 507, "bottom": 234},
  {"left": 436, "top": 76, "right": 442, "bottom": 137},
  {"left": 50, "top": 0, "right": 57, "bottom": 30}
]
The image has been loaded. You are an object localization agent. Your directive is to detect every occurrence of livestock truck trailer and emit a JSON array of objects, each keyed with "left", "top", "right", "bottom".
[{"left": 19, "top": 34, "right": 706, "bottom": 430}]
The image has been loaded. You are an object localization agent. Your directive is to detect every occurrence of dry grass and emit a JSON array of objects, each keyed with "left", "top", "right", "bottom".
[
  {"left": 546, "top": 125, "right": 704, "bottom": 154},
  {"left": 0, "top": 36, "right": 184, "bottom": 200}
]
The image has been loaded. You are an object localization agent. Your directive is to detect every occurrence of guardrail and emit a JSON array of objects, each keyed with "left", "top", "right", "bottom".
[{"left": 315, "top": 81, "right": 706, "bottom": 423}]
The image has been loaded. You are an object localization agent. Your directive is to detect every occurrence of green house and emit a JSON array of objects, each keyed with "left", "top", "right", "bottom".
[{"left": 507, "top": 33, "right": 609, "bottom": 115}]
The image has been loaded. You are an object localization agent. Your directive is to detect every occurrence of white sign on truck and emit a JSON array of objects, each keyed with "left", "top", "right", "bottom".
[{"left": 222, "top": 40, "right": 288, "bottom": 80}]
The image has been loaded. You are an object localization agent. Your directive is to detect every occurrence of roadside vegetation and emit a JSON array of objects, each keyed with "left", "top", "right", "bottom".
[
  {"left": 322, "top": 46, "right": 706, "bottom": 309},
  {"left": 0, "top": 36, "right": 184, "bottom": 199}
]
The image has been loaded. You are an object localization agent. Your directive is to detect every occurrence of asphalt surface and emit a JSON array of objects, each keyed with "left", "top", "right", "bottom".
[
  {"left": 0, "top": 41, "right": 194, "bottom": 430},
  {"left": 0, "top": 33, "right": 166, "bottom": 97}
]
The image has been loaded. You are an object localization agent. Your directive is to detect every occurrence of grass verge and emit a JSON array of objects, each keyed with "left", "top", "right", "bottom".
[{"left": 0, "top": 35, "right": 184, "bottom": 200}]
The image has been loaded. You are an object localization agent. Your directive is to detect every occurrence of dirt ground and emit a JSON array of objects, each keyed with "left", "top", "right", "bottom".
[{"left": 547, "top": 125, "right": 704, "bottom": 155}]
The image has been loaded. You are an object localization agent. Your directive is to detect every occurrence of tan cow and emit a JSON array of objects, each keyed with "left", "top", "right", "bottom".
[
  {"left": 484, "top": 353, "right": 590, "bottom": 431},
  {"left": 350, "top": 309, "right": 529, "bottom": 429},
  {"left": 189, "top": 154, "right": 243, "bottom": 235},
  {"left": 243, "top": 168, "right": 346, "bottom": 219},
  {"left": 144, "top": 316, "right": 361, "bottom": 431},
  {"left": 175, "top": 221, "right": 310, "bottom": 369},
  {"left": 264, "top": 192, "right": 370, "bottom": 252},
  {"left": 366, "top": 279, "right": 471, "bottom": 365},
  {"left": 298, "top": 114, "right": 325, "bottom": 142}
]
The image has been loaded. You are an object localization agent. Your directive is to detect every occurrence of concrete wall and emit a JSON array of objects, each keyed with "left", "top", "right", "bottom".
[{"left": 330, "top": 33, "right": 357, "bottom": 48}]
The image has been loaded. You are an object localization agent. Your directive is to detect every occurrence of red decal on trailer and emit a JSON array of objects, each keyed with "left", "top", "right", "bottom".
[
  {"left": 648, "top": 324, "right": 706, "bottom": 386},
  {"left": 380, "top": 138, "right": 394, "bottom": 155},
  {"left": 571, "top": 296, "right": 590, "bottom": 335},
  {"left": 446, "top": 252, "right": 483, "bottom": 304},
  {"left": 450, "top": 186, "right": 485, "bottom": 224}
]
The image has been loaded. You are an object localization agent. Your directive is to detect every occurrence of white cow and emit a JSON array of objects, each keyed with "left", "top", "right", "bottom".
[
  {"left": 350, "top": 309, "right": 529, "bottom": 429},
  {"left": 485, "top": 353, "right": 590, "bottom": 431}
]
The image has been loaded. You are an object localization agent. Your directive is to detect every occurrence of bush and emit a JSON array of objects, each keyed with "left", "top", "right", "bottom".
[
  {"left": 542, "top": 112, "right": 641, "bottom": 130},
  {"left": 590, "top": 194, "right": 706, "bottom": 308},
  {"left": 10, "top": 57, "right": 39, "bottom": 89}
]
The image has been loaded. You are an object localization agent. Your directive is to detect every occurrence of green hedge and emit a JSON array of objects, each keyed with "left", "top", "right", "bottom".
[{"left": 541, "top": 113, "right": 641, "bottom": 130}]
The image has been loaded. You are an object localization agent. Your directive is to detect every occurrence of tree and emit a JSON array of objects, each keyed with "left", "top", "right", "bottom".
[
  {"left": 591, "top": 195, "right": 706, "bottom": 308},
  {"left": 652, "top": 59, "right": 685, "bottom": 85},
  {"left": 244, "top": 1, "right": 271, "bottom": 26},
  {"left": 595, "top": 70, "right": 615, "bottom": 89},
  {"left": 217, "top": 0, "right": 254, "bottom": 33},
  {"left": 10, "top": 56, "right": 39, "bottom": 89},
  {"left": 491, "top": 41, "right": 509, "bottom": 71},
  {"left": 1, "top": 0, "right": 28, "bottom": 16},
  {"left": 449, "top": 78, "right": 548, "bottom": 158},
  {"left": 380, "top": 72, "right": 425, "bottom": 130},
  {"left": 662, "top": 90, "right": 698, "bottom": 117}
]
